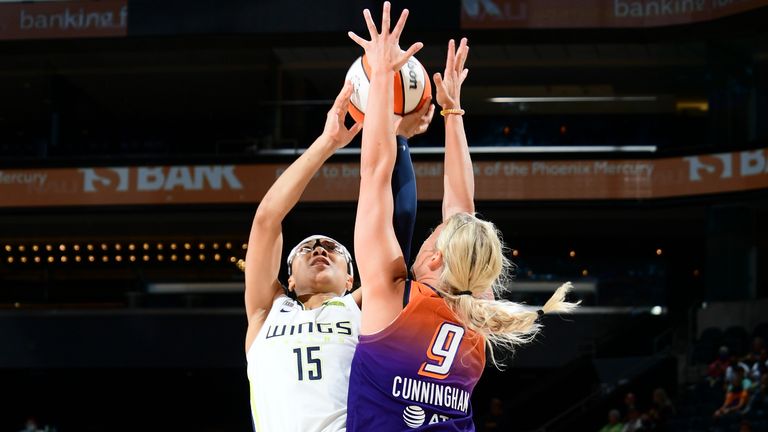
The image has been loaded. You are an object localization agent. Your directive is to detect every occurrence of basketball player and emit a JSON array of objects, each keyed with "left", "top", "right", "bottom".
[
  {"left": 347, "top": 4, "right": 579, "bottom": 430},
  {"left": 244, "top": 79, "right": 434, "bottom": 432}
]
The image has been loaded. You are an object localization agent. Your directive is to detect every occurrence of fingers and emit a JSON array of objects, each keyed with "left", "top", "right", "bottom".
[
  {"left": 406, "top": 42, "right": 424, "bottom": 57},
  {"left": 424, "top": 103, "right": 436, "bottom": 122},
  {"left": 349, "top": 122, "right": 363, "bottom": 137},
  {"left": 433, "top": 72, "right": 443, "bottom": 88},
  {"left": 348, "top": 31, "right": 368, "bottom": 48},
  {"left": 419, "top": 103, "right": 435, "bottom": 134},
  {"left": 460, "top": 68, "right": 469, "bottom": 83},
  {"left": 339, "top": 79, "right": 354, "bottom": 99},
  {"left": 363, "top": 9, "right": 378, "bottom": 39},
  {"left": 415, "top": 96, "right": 432, "bottom": 116},
  {"left": 329, "top": 82, "right": 355, "bottom": 131},
  {"left": 326, "top": 107, "right": 342, "bottom": 126},
  {"left": 445, "top": 39, "right": 456, "bottom": 75},
  {"left": 381, "top": 1, "right": 391, "bottom": 36},
  {"left": 456, "top": 37, "right": 469, "bottom": 72},
  {"left": 394, "top": 42, "right": 423, "bottom": 70},
  {"left": 337, "top": 94, "right": 352, "bottom": 114},
  {"left": 334, "top": 80, "right": 354, "bottom": 107},
  {"left": 391, "top": 8, "right": 409, "bottom": 40}
]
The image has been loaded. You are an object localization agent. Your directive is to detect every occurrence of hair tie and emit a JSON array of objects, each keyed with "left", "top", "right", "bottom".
[
  {"left": 456, "top": 290, "right": 473, "bottom": 296},
  {"left": 536, "top": 309, "right": 544, "bottom": 317}
]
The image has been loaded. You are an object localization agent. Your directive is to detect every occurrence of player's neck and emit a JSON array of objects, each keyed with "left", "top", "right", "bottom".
[
  {"left": 414, "top": 271, "right": 441, "bottom": 290},
  {"left": 297, "top": 292, "right": 340, "bottom": 309}
]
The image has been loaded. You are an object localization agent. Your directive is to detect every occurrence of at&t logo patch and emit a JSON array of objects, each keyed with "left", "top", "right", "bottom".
[{"left": 403, "top": 405, "right": 425, "bottom": 428}]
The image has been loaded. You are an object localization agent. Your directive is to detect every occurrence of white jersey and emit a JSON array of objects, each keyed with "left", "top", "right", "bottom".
[{"left": 247, "top": 294, "right": 360, "bottom": 432}]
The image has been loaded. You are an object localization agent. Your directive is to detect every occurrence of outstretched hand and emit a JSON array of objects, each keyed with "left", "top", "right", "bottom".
[
  {"left": 322, "top": 80, "right": 363, "bottom": 150},
  {"left": 348, "top": 1, "right": 423, "bottom": 74},
  {"left": 395, "top": 98, "right": 435, "bottom": 139},
  {"left": 434, "top": 38, "right": 469, "bottom": 110}
]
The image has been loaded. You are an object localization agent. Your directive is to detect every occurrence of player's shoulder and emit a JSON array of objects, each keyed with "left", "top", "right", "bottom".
[{"left": 267, "top": 295, "right": 299, "bottom": 314}]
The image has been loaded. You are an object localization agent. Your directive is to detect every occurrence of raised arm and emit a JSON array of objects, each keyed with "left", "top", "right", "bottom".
[
  {"left": 352, "top": 96, "right": 434, "bottom": 308},
  {"left": 348, "top": 2, "right": 422, "bottom": 334},
  {"left": 244, "top": 82, "right": 361, "bottom": 350},
  {"left": 434, "top": 38, "right": 474, "bottom": 220},
  {"left": 393, "top": 100, "right": 434, "bottom": 266},
  {"left": 434, "top": 38, "right": 495, "bottom": 300}
]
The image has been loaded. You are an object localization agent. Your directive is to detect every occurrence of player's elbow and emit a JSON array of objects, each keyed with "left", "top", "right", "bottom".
[
  {"left": 360, "top": 140, "right": 396, "bottom": 174},
  {"left": 253, "top": 201, "right": 281, "bottom": 229}
]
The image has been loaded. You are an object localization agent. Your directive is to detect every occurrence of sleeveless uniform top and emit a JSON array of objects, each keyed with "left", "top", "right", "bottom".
[
  {"left": 247, "top": 293, "right": 361, "bottom": 432},
  {"left": 347, "top": 281, "right": 486, "bottom": 431}
]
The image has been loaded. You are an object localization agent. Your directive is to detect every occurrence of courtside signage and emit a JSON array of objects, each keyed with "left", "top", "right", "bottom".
[{"left": 0, "top": 148, "right": 766, "bottom": 207}]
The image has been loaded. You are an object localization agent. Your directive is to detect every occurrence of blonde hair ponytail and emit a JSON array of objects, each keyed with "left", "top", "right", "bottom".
[{"left": 434, "top": 213, "right": 580, "bottom": 367}]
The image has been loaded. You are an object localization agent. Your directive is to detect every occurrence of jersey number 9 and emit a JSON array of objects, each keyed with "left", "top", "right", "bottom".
[{"left": 418, "top": 323, "right": 465, "bottom": 380}]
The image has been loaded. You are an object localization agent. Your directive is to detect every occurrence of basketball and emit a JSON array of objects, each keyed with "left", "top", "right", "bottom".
[{"left": 345, "top": 54, "right": 431, "bottom": 123}]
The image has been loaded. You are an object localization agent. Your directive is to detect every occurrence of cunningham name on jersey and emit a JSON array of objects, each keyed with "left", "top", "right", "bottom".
[{"left": 391, "top": 375, "right": 470, "bottom": 413}]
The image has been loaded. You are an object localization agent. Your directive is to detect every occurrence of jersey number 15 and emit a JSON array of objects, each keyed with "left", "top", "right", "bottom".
[{"left": 293, "top": 346, "right": 322, "bottom": 381}]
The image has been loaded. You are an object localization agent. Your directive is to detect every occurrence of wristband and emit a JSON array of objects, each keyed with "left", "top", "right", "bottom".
[{"left": 440, "top": 108, "right": 465, "bottom": 116}]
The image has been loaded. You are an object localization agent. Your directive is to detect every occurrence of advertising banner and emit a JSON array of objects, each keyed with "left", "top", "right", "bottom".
[
  {"left": 460, "top": 0, "right": 767, "bottom": 29},
  {"left": 0, "top": 0, "right": 127, "bottom": 40},
  {"left": 1, "top": 148, "right": 766, "bottom": 208}
]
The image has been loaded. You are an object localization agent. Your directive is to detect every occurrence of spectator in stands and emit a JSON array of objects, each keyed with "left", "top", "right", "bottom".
[
  {"left": 478, "top": 397, "right": 509, "bottom": 431},
  {"left": 648, "top": 387, "right": 676, "bottom": 430},
  {"left": 725, "top": 355, "right": 752, "bottom": 389},
  {"left": 599, "top": 409, "right": 624, "bottom": 432},
  {"left": 622, "top": 392, "right": 640, "bottom": 422},
  {"left": 754, "top": 349, "right": 768, "bottom": 380},
  {"left": 744, "top": 350, "right": 766, "bottom": 383},
  {"left": 621, "top": 409, "right": 651, "bottom": 432},
  {"left": 742, "top": 373, "right": 767, "bottom": 415},
  {"left": 708, "top": 345, "right": 731, "bottom": 387},
  {"left": 758, "top": 373, "right": 767, "bottom": 408},
  {"left": 17, "top": 417, "right": 43, "bottom": 432},
  {"left": 714, "top": 367, "right": 753, "bottom": 418},
  {"left": 746, "top": 346, "right": 767, "bottom": 382}
]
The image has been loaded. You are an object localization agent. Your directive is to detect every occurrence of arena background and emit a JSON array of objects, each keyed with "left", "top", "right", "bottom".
[{"left": 1, "top": 0, "right": 767, "bottom": 430}]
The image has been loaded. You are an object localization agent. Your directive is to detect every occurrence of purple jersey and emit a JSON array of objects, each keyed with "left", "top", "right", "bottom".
[{"left": 347, "top": 281, "right": 486, "bottom": 431}]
